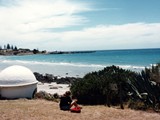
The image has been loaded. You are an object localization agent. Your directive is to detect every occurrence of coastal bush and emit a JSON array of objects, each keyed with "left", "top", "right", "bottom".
[
  {"left": 127, "top": 64, "right": 160, "bottom": 110},
  {"left": 70, "top": 65, "right": 136, "bottom": 106},
  {"left": 144, "top": 63, "right": 160, "bottom": 83},
  {"left": 70, "top": 64, "right": 160, "bottom": 111}
]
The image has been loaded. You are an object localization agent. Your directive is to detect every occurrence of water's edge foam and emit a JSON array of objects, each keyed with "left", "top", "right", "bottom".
[{"left": 0, "top": 59, "right": 147, "bottom": 77}]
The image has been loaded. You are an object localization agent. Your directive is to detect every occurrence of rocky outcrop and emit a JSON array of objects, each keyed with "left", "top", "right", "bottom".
[{"left": 34, "top": 72, "right": 79, "bottom": 84}]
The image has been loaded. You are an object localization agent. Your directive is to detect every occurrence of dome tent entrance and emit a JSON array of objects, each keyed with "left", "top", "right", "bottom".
[{"left": 0, "top": 65, "right": 38, "bottom": 99}]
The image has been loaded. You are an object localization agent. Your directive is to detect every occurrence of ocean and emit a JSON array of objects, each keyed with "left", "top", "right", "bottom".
[{"left": 0, "top": 48, "right": 160, "bottom": 77}]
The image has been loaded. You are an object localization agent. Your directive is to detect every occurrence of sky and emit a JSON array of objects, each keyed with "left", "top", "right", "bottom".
[{"left": 0, "top": 0, "right": 160, "bottom": 51}]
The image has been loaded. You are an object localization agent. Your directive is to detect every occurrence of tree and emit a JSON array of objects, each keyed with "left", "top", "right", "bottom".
[
  {"left": 14, "top": 46, "right": 18, "bottom": 51},
  {"left": 7, "top": 44, "right": 10, "bottom": 49},
  {"left": 33, "top": 49, "right": 39, "bottom": 54}
]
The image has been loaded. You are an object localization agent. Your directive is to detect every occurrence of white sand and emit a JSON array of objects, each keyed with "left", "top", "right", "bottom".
[{"left": 37, "top": 82, "right": 70, "bottom": 95}]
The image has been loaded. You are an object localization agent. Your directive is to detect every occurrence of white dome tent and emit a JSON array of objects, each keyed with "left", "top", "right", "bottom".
[{"left": 0, "top": 65, "right": 38, "bottom": 99}]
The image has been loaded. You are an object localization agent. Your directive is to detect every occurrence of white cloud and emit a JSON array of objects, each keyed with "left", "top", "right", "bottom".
[
  {"left": 0, "top": 0, "right": 89, "bottom": 42},
  {"left": 0, "top": 0, "right": 160, "bottom": 51},
  {"left": 49, "top": 23, "right": 160, "bottom": 50}
]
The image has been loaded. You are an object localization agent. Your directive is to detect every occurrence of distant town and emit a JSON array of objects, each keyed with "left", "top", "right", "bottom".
[
  {"left": 0, "top": 44, "right": 95, "bottom": 56},
  {"left": 0, "top": 44, "right": 47, "bottom": 56}
]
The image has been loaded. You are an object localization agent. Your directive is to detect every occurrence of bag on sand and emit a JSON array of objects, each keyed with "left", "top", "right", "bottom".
[{"left": 70, "top": 106, "right": 81, "bottom": 113}]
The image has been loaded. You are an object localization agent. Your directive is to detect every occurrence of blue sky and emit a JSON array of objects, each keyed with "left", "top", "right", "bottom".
[{"left": 0, "top": 0, "right": 160, "bottom": 51}]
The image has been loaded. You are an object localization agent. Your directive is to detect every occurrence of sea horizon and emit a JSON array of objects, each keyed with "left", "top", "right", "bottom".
[
  {"left": 47, "top": 47, "right": 160, "bottom": 53},
  {"left": 0, "top": 48, "right": 160, "bottom": 77}
]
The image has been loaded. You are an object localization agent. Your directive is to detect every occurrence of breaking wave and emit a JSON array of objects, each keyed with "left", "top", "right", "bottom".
[{"left": 0, "top": 59, "right": 146, "bottom": 70}]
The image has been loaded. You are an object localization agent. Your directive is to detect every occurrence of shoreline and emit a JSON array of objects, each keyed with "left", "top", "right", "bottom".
[
  {"left": 34, "top": 72, "right": 78, "bottom": 95},
  {"left": 37, "top": 82, "right": 70, "bottom": 95}
]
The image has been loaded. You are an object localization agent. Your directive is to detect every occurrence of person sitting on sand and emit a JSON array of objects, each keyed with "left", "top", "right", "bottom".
[{"left": 59, "top": 91, "right": 80, "bottom": 110}]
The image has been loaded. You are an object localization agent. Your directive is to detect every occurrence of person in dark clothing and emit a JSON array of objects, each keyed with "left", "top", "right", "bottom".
[{"left": 59, "top": 91, "right": 79, "bottom": 110}]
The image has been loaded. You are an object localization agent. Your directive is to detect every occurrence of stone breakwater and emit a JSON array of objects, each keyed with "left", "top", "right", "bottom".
[{"left": 34, "top": 72, "right": 79, "bottom": 84}]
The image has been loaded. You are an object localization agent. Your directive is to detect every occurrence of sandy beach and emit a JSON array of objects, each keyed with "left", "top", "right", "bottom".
[{"left": 37, "top": 82, "right": 70, "bottom": 95}]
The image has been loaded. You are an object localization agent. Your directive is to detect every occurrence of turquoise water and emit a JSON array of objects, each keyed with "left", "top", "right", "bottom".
[{"left": 0, "top": 48, "right": 160, "bottom": 77}]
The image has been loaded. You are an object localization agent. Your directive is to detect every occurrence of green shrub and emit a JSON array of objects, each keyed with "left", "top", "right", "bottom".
[
  {"left": 70, "top": 65, "right": 135, "bottom": 105},
  {"left": 127, "top": 64, "right": 160, "bottom": 110}
]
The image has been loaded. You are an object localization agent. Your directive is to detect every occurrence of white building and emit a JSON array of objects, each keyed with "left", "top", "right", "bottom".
[{"left": 0, "top": 65, "right": 38, "bottom": 99}]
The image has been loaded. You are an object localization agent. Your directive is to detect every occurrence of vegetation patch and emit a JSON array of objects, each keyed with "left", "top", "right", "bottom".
[{"left": 70, "top": 64, "right": 160, "bottom": 112}]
